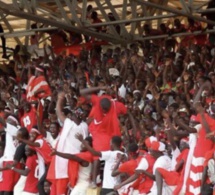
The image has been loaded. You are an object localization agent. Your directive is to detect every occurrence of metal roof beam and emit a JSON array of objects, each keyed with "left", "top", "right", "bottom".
[
  {"left": 103, "top": 0, "right": 130, "bottom": 38},
  {"left": 94, "top": 0, "right": 121, "bottom": 37},
  {"left": 0, "top": 13, "right": 22, "bottom": 45},
  {"left": 134, "top": 0, "right": 215, "bottom": 26},
  {"left": 85, "top": 14, "right": 176, "bottom": 28},
  {"left": 134, "top": 29, "right": 215, "bottom": 41},
  {"left": 0, "top": 1, "right": 126, "bottom": 44}
]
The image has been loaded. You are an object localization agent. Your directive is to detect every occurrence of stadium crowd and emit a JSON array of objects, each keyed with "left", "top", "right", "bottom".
[{"left": 0, "top": 12, "right": 215, "bottom": 195}]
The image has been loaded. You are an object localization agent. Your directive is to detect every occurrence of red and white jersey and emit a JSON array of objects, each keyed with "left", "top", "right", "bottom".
[
  {"left": 35, "top": 138, "right": 52, "bottom": 165},
  {"left": 135, "top": 153, "right": 156, "bottom": 194},
  {"left": 21, "top": 106, "right": 37, "bottom": 132},
  {"left": 33, "top": 138, "right": 52, "bottom": 179},
  {"left": 24, "top": 155, "right": 39, "bottom": 193}
]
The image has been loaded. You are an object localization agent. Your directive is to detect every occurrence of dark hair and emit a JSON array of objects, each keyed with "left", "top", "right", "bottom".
[
  {"left": 31, "top": 23, "right": 37, "bottom": 29},
  {"left": 128, "top": 143, "right": 138, "bottom": 153},
  {"left": 169, "top": 103, "right": 179, "bottom": 110},
  {"left": 50, "top": 122, "right": 60, "bottom": 130},
  {"left": 0, "top": 141, "right": 5, "bottom": 149},
  {"left": 91, "top": 11, "right": 98, "bottom": 20},
  {"left": 100, "top": 98, "right": 111, "bottom": 111},
  {"left": 85, "top": 136, "right": 93, "bottom": 147},
  {"left": 32, "top": 125, "right": 38, "bottom": 130},
  {"left": 112, "top": 136, "right": 122, "bottom": 148},
  {"left": 19, "top": 127, "right": 29, "bottom": 139}
]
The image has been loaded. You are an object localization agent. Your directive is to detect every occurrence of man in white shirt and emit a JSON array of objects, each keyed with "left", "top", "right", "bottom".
[
  {"left": 47, "top": 92, "right": 88, "bottom": 195},
  {"left": 0, "top": 115, "right": 19, "bottom": 193},
  {"left": 76, "top": 134, "right": 124, "bottom": 195},
  {"left": 148, "top": 141, "right": 172, "bottom": 195}
]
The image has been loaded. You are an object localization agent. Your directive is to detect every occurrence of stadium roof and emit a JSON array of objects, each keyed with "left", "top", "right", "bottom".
[{"left": 0, "top": 0, "right": 213, "bottom": 51}]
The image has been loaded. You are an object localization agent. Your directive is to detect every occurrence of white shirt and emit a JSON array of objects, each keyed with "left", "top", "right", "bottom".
[
  {"left": 55, "top": 118, "right": 88, "bottom": 179},
  {"left": 171, "top": 147, "right": 181, "bottom": 171},
  {"left": 3, "top": 123, "right": 18, "bottom": 161},
  {"left": 46, "top": 132, "right": 59, "bottom": 148},
  {"left": 60, "top": 119, "right": 88, "bottom": 154},
  {"left": 100, "top": 150, "right": 124, "bottom": 189},
  {"left": 136, "top": 157, "right": 149, "bottom": 171},
  {"left": 76, "top": 163, "right": 92, "bottom": 185},
  {"left": 149, "top": 155, "right": 171, "bottom": 194}
]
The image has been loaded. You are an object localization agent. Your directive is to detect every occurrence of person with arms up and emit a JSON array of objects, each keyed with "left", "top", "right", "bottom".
[
  {"left": 80, "top": 86, "right": 127, "bottom": 188},
  {"left": 47, "top": 92, "right": 88, "bottom": 195}
]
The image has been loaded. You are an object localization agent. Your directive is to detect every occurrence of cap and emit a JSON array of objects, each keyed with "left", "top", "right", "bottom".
[
  {"left": 145, "top": 136, "right": 157, "bottom": 148},
  {"left": 151, "top": 141, "right": 165, "bottom": 152},
  {"left": 133, "top": 90, "right": 141, "bottom": 95}
]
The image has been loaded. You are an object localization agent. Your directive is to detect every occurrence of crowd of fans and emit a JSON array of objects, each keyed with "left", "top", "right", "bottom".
[{"left": 0, "top": 9, "right": 215, "bottom": 195}]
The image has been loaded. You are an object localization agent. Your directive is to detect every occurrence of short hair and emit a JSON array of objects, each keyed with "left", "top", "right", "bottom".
[
  {"left": 128, "top": 143, "right": 138, "bottom": 153},
  {"left": 169, "top": 103, "right": 179, "bottom": 110},
  {"left": 91, "top": 11, "right": 98, "bottom": 20},
  {"left": 50, "top": 122, "right": 60, "bottom": 130},
  {"left": 100, "top": 98, "right": 111, "bottom": 111},
  {"left": 111, "top": 136, "right": 122, "bottom": 148},
  {"left": 18, "top": 127, "right": 29, "bottom": 139}
]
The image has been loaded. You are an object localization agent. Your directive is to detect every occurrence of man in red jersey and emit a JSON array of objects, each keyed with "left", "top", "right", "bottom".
[
  {"left": 80, "top": 86, "right": 127, "bottom": 188},
  {"left": 20, "top": 102, "right": 37, "bottom": 132}
]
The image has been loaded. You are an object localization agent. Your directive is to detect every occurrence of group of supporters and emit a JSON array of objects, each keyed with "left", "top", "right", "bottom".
[{"left": 0, "top": 16, "right": 215, "bottom": 195}]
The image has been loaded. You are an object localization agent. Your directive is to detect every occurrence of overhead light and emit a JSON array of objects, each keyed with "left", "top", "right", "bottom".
[{"left": 4, "top": 31, "right": 35, "bottom": 38}]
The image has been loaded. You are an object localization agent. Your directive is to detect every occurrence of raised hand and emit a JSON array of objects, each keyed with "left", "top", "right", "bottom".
[{"left": 58, "top": 91, "right": 65, "bottom": 100}]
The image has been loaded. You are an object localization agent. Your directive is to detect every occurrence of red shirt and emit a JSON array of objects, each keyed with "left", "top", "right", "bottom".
[
  {"left": 119, "top": 156, "right": 142, "bottom": 176},
  {"left": 21, "top": 106, "right": 37, "bottom": 132},
  {"left": 176, "top": 148, "right": 189, "bottom": 173},
  {"left": 24, "top": 155, "right": 38, "bottom": 193},
  {"left": 35, "top": 138, "right": 52, "bottom": 165},
  {"left": 89, "top": 95, "right": 127, "bottom": 151}
]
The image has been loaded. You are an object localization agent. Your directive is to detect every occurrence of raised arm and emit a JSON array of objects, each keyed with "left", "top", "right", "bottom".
[
  {"left": 166, "top": 118, "right": 177, "bottom": 150},
  {"left": 174, "top": 117, "right": 197, "bottom": 133},
  {"left": 75, "top": 133, "right": 101, "bottom": 157},
  {"left": 193, "top": 81, "right": 211, "bottom": 105},
  {"left": 36, "top": 103, "right": 45, "bottom": 136},
  {"left": 79, "top": 86, "right": 107, "bottom": 97},
  {"left": 56, "top": 92, "right": 66, "bottom": 123},
  {"left": 16, "top": 136, "right": 40, "bottom": 148}
]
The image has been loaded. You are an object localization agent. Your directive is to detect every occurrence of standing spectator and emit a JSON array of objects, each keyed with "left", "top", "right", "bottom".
[
  {"left": 47, "top": 92, "right": 88, "bottom": 195},
  {"left": 80, "top": 86, "right": 127, "bottom": 188}
]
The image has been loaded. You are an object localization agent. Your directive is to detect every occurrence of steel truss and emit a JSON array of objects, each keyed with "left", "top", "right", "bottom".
[{"left": 0, "top": 0, "right": 213, "bottom": 46}]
